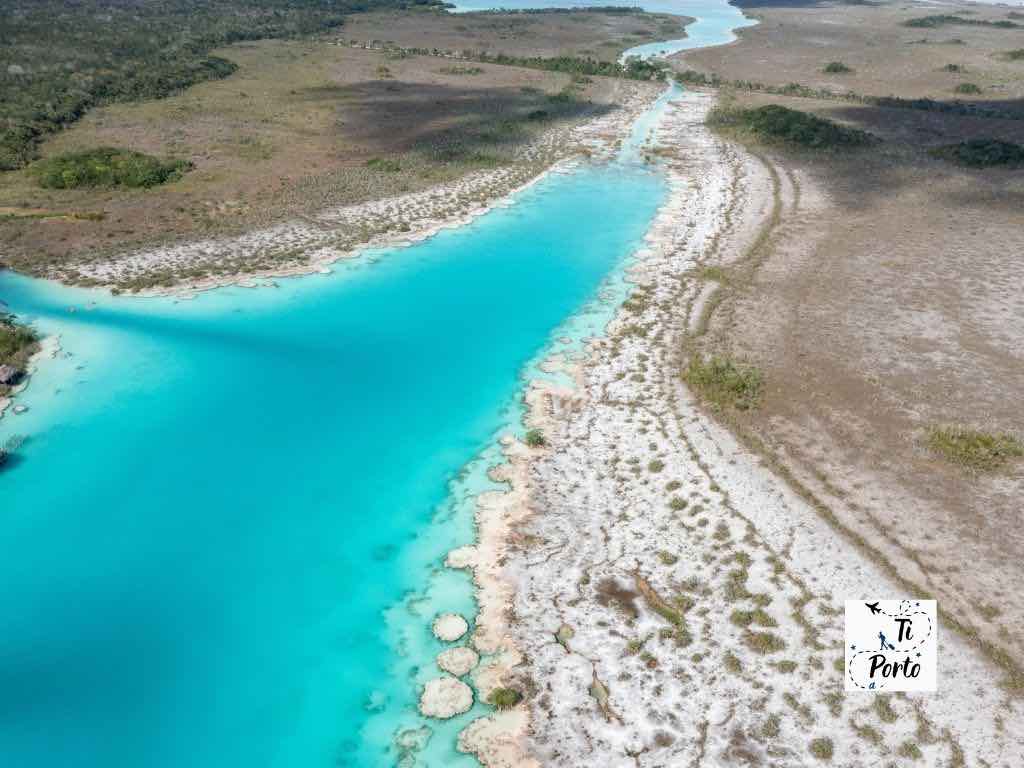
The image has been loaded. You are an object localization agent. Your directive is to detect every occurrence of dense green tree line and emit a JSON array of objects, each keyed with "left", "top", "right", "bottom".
[
  {"left": 33, "top": 147, "right": 192, "bottom": 189},
  {"left": 0, "top": 0, "right": 445, "bottom": 170},
  {"left": 473, "top": 52, "right": 669, "bottom": 81},
  {"left": 674, "top": 70, "right": 1024, "bottom": 121}
]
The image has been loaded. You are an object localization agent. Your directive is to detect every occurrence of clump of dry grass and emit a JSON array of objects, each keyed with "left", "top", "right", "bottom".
[
  {"left": 745, "top": 630, "right": 786, "bottom": 654},
  {"left": 926, "top": 425, "right": 1023, "bottom": 472}
]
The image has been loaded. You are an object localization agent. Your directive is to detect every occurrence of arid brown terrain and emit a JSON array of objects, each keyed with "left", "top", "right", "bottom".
[{"left": 675, "top": 0, "right": 1024, "bottom": 692}]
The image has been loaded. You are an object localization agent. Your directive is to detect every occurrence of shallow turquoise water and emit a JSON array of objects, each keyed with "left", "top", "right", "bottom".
[{"left": 0, "top": 87, "right": 672, "bottom": 767}]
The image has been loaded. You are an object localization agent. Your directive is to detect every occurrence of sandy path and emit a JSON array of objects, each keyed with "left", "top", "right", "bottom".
[{"left": 455, "top": 90, "right": 1022, "bottom": 766}]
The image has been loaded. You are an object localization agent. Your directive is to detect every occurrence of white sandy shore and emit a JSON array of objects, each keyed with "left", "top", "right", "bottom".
[{"left": 451, "top": 90, "right": 1023, "bottom": 766}]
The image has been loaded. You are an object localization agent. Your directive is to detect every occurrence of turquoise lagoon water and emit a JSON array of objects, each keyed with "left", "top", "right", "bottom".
[
  {"left": 0, "top": 84, "right": 677, "bottom": 766},
  {"left": 451, "top": 0, "right": 756, "bottom": 60}
]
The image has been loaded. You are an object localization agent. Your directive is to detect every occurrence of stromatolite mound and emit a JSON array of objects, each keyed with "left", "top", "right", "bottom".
[
  {"left": 419, "top": 676, "right": 473, "bottom": 719},
  {"left": 432, "top": 612, "right": 469, "bottom": 642},
  {"left": 437, "top": 646, "right": 479, "bottom": 676}
]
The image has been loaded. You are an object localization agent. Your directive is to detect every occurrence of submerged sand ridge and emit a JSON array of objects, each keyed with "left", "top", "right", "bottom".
[{"left": 451, "top": 90, "right": 1022, "bottom": 766}]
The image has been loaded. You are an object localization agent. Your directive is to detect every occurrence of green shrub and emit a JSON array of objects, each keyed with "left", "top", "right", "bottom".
[
  {"left": 32, "top": 147, "right": 189, "bottom": 189},
  {"left": 707, "top": 104, "right": 875, "bottom": 150},
  {"left": 684, "top": 355, "right": 764, "bottom": 411},
  {"left": 746, "top": 631, "right": 786, "bottom": 654},
  {"left": 1002, "top": 49, "right": 1024, "bottom": 60},
  {"left": 943, "top": 63, "right": 965, "bottom": 72},
  {"left": 487, "top": 687, "right": 523, "bottom": 710},
  {"left": 823, "top": 61, "right": 853, "bottom": 74},
  {"left": 0, "top": 314, "right": 38, "bottom": 367},
  {"left": 899, "top": 741, "right": 923, "bottom": 760},
  {"left": 954, "top": 82, "right": 982, "bottom": 94},
  {"left": 809, "top": 737, "right": 834, "bottom": 760},
  {"left": 524, "top": 428, "right": 546, "bottom": 447},
  {"left": 365, "top": 157, "right": 402, "bottom": 172},
  {"left": 931, "top": 138, "right": 1024, "bottom": 168},
  {"left": 925, "top": 425, "right": 1023, "bottom": 470}
]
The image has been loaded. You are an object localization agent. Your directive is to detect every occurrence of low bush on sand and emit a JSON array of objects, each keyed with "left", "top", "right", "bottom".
[
  {"left": 1001, "top": 48, "right": 1024, "bottom": 60},
  {"left": 954, "top": 82, "right": 982, "bottom": 94},
  {"left": 706, "top": 104, "right": 875, "bottom": 150},
  {"left": 487, "top": 688, "right": 523, "bottom": 710},
  {"left": 746, "top": 630, "right": 786, "bottom": 654},
  {"left": 684, "top": 355, "right": 764, "bottom": 412},
  {"left": 808, "top": 737, "right": 835, "bottom": 761},
  {"left": 931, "top": 138, "right": 1024, "bottom": 168},
  {"left": 926, "top": 425, "right": 1023, "bottom": 471},
  {"left": 524, "top": 428, "right": 546, "bottom": 447},
  {"left": 365, "top": 157, "right": 402, "bottom": 172},
  {"left": 33, "top": 147, "right": 189, "bottom": 189},
  {"left": 823, "top": 61, "right": 853, "bottom": 74}
]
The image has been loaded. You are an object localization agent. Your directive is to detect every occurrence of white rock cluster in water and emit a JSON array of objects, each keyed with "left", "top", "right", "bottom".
[
  {"left": 432, "top": 612, "right": 468, "bottom": 642},
  {"left": 419, "top": 675, "right": 473, "bottom": 719},
  {"left": 437, "top": 646, "right": 479, "bottom": 677}
]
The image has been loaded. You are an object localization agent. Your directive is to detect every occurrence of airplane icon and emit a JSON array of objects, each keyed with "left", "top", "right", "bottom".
[{"left": 865, "top": 602, "right": 883, "bottom": 615}]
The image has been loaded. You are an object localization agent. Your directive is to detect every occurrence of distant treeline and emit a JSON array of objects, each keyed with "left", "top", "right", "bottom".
[
  {"left": 675, "top": 70, "right": 1024, "bottom": 121},
  {"left": 471, "top": 6, "right": 643, "bottom": 14},
  {"left": 903, "top": 14, "right": 1020, "bottom": 29},
  {"left": 0, "top": 0, "right": 446, "bottom": 170},
  {"left": 474, "top": 52, "right": 669, "bottom": 81},
  {"left": 352, "top": 39, "right": 671, "bottom": 80}
]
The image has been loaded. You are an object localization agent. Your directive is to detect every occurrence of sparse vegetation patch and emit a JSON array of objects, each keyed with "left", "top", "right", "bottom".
[
  {"left": 823, "top": 61, "right": 853, "bottom": 74},
  {"left": 925, "top": 425, "right": 1023, "bottom": 471},
  {"left": 439, "top": 66, "right": 485, "bottom": 76},
  {"left": 684, "top": 355, "right": 764, "bottom": 412},
  {"left": 809, "top": 737, "right": 834, "bottom": 760}
]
